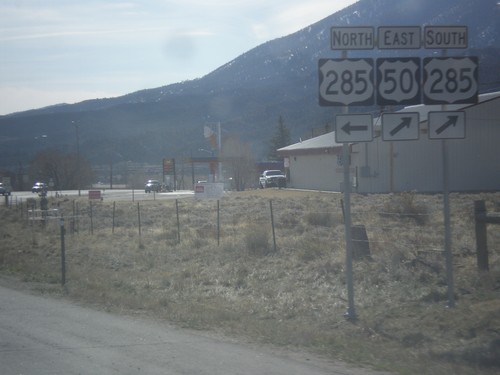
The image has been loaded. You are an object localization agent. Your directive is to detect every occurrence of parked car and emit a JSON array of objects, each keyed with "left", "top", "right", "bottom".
[
  {"left": 259, "top": 170, "right": 286, "bottom": 188},
  {"left": 32, "top": 182, "right": 48, "bottom": 194},
  {"left": 145, "top": 179, "right": 162, "bottom": 193},
  {"left": 0, "top": 182, "right": 11, "bottom": 196}
]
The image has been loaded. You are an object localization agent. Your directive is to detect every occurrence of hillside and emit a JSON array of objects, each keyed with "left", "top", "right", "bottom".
[{"left": 0, "top": 0, "right": 499, "bottom": 172}]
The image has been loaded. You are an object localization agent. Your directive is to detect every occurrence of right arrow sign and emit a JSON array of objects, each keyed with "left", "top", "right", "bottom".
[
  {"left": 382, "top": 112, "right": 420, "bottom": 141},
  {"left": 428, "top": 111, "right": 466, "bottom": 139}
]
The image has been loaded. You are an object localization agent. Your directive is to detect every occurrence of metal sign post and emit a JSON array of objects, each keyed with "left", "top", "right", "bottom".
[{"left": 320, "top": 24, "right": 476, "bottom": 316}]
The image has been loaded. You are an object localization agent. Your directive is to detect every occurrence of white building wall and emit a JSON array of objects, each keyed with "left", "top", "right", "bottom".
[
  {"left": 354, "top": 98, "right": 500, "bottom": 193},
  {"left": 288, "top": 152, "right": 343, "bottom": 191}
]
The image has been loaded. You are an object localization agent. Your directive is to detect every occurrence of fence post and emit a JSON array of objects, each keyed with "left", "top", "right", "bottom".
[
  {"left": 175, "top": 199, "right": 180, "bottom": 244},
  {"left": 60, "top": 216, "right": 66, "bottom": 286},
  {"left": 217, "top": 200, "right": 220, "bottom": 246},
  {"left": 474, "top": 200, "right": 489, "bottom": 271},
  {"left": 112, "top": 201, "right": 116, "bottom": 234},
  {"left": 270, "top": 200, "right": 277, "bottom": 253},
  {"left": 137, "top": 202, "right": 141, "bottom": 237},
  {"left": 89, "top": 201, "right": 94, "bottom": 235}
]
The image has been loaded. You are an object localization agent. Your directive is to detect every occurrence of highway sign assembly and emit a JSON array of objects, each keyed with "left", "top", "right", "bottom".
[
  {"left": 335, "top": 114, "right": 373, "bottom": 143},
  {"left": 428, "top": 111, "right": 465, "bottom": 139},
  {"left": 323, "top": 24, "right": 472, "bottom": 316},
  {"left": 382, "top": 113, "right": 420, "bottom": 141}
]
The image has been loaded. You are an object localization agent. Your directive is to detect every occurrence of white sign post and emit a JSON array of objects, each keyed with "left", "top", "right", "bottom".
[
  {"left": 335, "top": 114, "right": 373, "bottom": 143},
  {"left": 376, "top": 57, "right": 421, "bottom": 106},
  {"left": 428, "top": 111, "right": 466, "bottom": 139},
  {"left": 423, "top": 25, "right": 470, "bottom": 309},
  {"left": 424, "top": 26, "right": 468, "bottom": 49},
  {"left": 423, "top": 57, "right": 478, "bottom": 104},
  {"left": 330, "top": 27, "right": 374, "bottom": 50},
  {"left": 382, "top": 113, "right": 420, "bottom": 141},
  {"left": 377, "top": 26, "right": 421, "bottom": 49},
  {"left": 318, "top": 58, "right": 375, "bottom": 106}
]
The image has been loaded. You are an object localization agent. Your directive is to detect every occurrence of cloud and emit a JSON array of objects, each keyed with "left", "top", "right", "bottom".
[
  {"left": 0, "top": 86, "right": 115, "bottom": 115},
  {"left": 0, "top": 0, "right": 357, "bottom": 114}
]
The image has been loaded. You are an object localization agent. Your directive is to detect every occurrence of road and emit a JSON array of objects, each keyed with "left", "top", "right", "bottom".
[
  {"left": 8, "top": 189, "right": 194, "bottom": 203},
  {"left": 0, "top": 284, "right": 390, "bottom": 375}
]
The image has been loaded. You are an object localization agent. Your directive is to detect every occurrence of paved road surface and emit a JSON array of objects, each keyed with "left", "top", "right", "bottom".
[
  {"left": 9, "top": 189, "right": 194, "bottom": 203},
  {"left": 0, "top": 284, "right": 390, "bottom": 375}
]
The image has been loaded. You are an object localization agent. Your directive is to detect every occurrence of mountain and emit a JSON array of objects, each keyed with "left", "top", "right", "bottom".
[{"left": 1, "top": 0, "right": 499, "bottom": 173}]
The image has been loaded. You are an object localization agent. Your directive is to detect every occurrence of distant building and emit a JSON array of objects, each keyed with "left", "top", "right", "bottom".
[{"left": 277, "top": 92, "right": 500, "bottom": 193}]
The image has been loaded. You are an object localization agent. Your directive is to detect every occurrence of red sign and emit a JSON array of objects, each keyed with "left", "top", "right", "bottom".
[
  {"left": 88, "top": 190, "right": 102, "bottom": 200},
  {"left": 163, "top": 158, "right": 174, "bottom": 173}
]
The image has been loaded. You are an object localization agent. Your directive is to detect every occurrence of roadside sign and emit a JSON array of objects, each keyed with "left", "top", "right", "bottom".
[
  {"left": 424, "top": 26, "right": 468, "bottom": 49},
  {"left": 428, "top": 111, "right": 465, "bottom": 139},
  {"left": 377, "top": 26, "right": 421, "bottom": 49},
  {"left": 88, "top": 190, "right": 102, "bottom": 200},
  {"left": 194, "top": 182, "right": 224, "bottom": 199},
  {"left": 382, "top": 113, "right": 420, "bottom": 141},
  {"left": 423, "top": 57, "right": 478, "bottom": 104},
  {"left": 318, "top": 58, "right": 374, "bottom": 106},
  {"left": 376, "top": 57, "right": 421, "bottom": 105},
  {"left": 335, "top": 114, "right": 373, "bottom": 143},
  {"left": 331, "top": 27, "right": 375, "bottom": 50}
]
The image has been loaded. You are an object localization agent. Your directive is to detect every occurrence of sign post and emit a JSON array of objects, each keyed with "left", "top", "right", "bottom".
[
  {"left": 325, "top": 29, "right": 378, "bottom": 320},
  {"left": 423, "top": 27, "right": 470, "bottom": 308}
]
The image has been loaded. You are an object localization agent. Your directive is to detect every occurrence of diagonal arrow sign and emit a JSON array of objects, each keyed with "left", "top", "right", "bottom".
[
  {"left": 341, "top": 121, "right": 368, "bottom": 135},
  {"left": 389, "top": 117, "right": 412, "bottom": 136},
  {"left": 436, "top": 115, "right": 458, "bottom": 135}
]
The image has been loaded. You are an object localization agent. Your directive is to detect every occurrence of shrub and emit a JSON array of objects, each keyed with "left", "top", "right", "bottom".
[
  {"left": 304, "top": 211, "right": 336, "bottom": 227},
  {"left": 243, "top": 224, "right": 271, "bottom": 256},
  {"left": 381, "top": 191, "right": 429, "bottom": 225}
]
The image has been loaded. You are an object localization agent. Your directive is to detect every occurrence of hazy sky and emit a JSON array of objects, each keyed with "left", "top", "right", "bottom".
[{"left": 0, "top": 0, "right": 357, "bottom": 115}]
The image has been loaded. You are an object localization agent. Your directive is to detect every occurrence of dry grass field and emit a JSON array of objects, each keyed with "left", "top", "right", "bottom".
[{"left": 1, "top": 189, "right": 499, "bottom": 374}]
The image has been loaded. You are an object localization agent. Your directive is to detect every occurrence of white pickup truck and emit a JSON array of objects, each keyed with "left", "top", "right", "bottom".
[{"left": 259, "top": 170, "right": 286, "bottom": 189}]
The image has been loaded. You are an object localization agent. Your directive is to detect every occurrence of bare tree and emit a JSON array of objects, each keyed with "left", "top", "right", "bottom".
[
  {"left": 222, "top": 137, "right": 255, "bottom": 191},
  {"left": 29, "top": 149, "right": 94, "bottom": 190}
]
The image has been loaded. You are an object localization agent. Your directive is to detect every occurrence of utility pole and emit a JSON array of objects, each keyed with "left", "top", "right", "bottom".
[{"left": 73, "top": 121, "right": 81, "bottom": 196}]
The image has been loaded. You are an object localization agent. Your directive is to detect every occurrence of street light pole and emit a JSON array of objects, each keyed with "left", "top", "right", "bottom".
[
  {"left": 217, "top": 122, "right": 222, "bottom": 183},
  {"left": 73, "top": 121, "right": 81, "bottom": 196}
]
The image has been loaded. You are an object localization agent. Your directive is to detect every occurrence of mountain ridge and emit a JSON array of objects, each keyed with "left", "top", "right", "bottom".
[{"left": 1, "top": 0, "right": 499, "bottom": 171}]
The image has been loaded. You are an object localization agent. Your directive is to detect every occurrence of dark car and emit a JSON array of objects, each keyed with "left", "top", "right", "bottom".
[
  {"left": 0, "top": 182, "right": 11, "bottom": 196},
  {"left": 145, "top": 179, "right": 162, "bottom": 193},
  {"left": 32, "top": 182, "right": 48, "bottom": 194}
]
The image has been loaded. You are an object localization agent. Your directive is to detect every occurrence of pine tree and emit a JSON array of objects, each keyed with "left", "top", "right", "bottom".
[{"left": 268, "top": 116, "right": 291, "bottom": 160}]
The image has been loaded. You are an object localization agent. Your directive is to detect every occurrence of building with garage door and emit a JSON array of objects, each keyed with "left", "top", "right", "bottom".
[{"left": 277, "top": 92, "right": 500, "bottom": 193}]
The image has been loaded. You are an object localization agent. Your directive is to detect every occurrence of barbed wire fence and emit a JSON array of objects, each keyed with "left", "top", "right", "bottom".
[{"left": 12, "top": 192, "right": 498, "bottom": 289}]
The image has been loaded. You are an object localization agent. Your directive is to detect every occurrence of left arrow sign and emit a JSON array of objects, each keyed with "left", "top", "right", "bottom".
[
  {"left": 341, "top": 122, "right": 369, "bottom": 135},
  {"left": 335, "top": 114, "right": 373, "bottom": 143}
]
